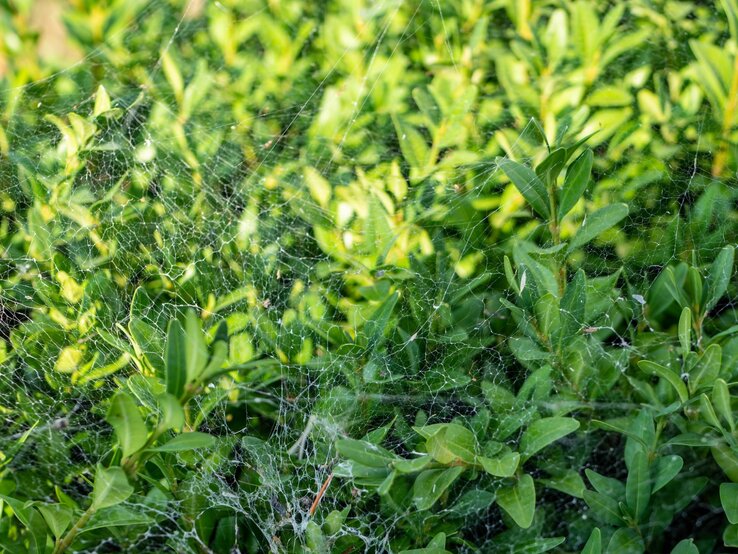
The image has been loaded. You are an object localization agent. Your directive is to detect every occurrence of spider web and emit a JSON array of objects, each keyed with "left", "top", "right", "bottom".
[{"left": 0, "top": 0, "right": 736, "bottom": 552}]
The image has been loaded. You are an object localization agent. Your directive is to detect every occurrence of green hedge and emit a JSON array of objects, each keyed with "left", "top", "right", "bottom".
[{"left": 1, "top": 0, "right": 738, "bottom": 552}]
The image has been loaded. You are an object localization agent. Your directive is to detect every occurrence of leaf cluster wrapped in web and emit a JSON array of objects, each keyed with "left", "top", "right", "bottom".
[{"left": 1, "top": 1, "right": 738, "bottom": 553}]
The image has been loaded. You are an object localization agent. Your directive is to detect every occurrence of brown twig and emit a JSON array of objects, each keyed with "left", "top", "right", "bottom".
[{"left": 308, "top": 472, "right": 334, "bottom": 517}]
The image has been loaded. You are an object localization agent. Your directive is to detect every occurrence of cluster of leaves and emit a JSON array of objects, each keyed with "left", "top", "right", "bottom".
[{"left": 1, "top": 0, "right": 738, "bottom": 552}]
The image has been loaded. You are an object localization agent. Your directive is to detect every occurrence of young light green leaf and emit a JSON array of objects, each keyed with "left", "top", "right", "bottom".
[
  {"left": 198, "top": 340, "right": 229, "bottom": 382},
  {"left": 566, "top": 203, "right": 628, "bottom": 254},
  {"left": 638, "top": 360, "right": 688, "bottom": 403},
  {"left": 625, "top": 451, "right": 650, "bottom": 521},
  {"left": 149, "top": 431, "right": 216, "bottom": 452},
  {"left": 478, "top": 451, "right": 520, "bottom": 477},
  {"left": 721, "top": 482, "right": 738, "bottom": 524},
  {"left": 558, "top": 148, "right": 593, "bottom": 219},
  {"left": 520, "top": 417, "right": 580, "bottom": 461},
  {"left": 157, "top": 393, "right": 185, "bottom": 431},
  {"left": 497, "top": 158, "right": 550, "bottom": 219},
  {"left": 92, "top": 465, "right": 134, "bottom": 510},
  {"left": 38, "top": 504, "right": 73, "bottom": 539},
  {"left": 94, "top": 85, "right": 112, "bottom": 116},
  {"left": 393, "top": 115, "right": 430, "bottom": 171},
  {"left": 496, "top": 474, "right": 536, "bottom": 529},
  {"left": 106, "top": 391, "right": 148, "bottom": 458},
  {"left": 185, "top": 309, "right": 208, "bottom": 382}
]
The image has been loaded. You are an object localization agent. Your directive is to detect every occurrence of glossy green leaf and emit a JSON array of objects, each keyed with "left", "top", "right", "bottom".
[
  {"left": 106, "top": 391, "right": 148, "bottom": 458},
  {"left": 185, "top": 309, "right": 208, "bottom": 382},
  {"left": 412, "top": 467, "right": 463, "bottom": 511},
  {"left": 705, "top": 246, "right": 735, "bottom": 313},
  {"left": 558, "top": 148, "right": 593, "bottom": 219},
  {"left": 92, "top": 465, "right": 134, "bottom": 510},
  {"left": 497, "top": 157, "right": 550, "bottom": 219},
  {"left": 638, "top": 360, "right": 688, "bottom": 403},
  {"left": 38, "top": 503, "right": 73, "bottom": 539},
  {"left": 478, "top": 451, "right": 520, "bottom": 477},
  {"left": 150, "top": 431, "right": 216, "bottom": 452},
  {"left": 721, "top": 482, "right": 738, "bottom": 524},
  {"left": 496, "top": 474, "right": 536, "bottom": 528},
  {"left": 625, "top": 451, "right": 650, "bottom": 521},
  {"left": 520, "top": 417, "right": 580, "bottom": 461},
  {"left": 583, "top": 489, "right": 623, "bottom": 526},
  {"left": 166, "top": 318, "right": 187, "bottom": 398},
  {"left": 678, "top": 307, "right": 691, "bottom": 356},
  {"left": 566, "top": 203, "right": 628, "bottom": 254},
  {"left": 582, "top": 528, "right": 601, "bottom": 554}
]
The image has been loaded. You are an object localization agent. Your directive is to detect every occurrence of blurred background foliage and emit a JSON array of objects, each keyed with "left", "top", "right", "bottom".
[{"left": 0, "top": 0, "right": 738, "bottom": 552}]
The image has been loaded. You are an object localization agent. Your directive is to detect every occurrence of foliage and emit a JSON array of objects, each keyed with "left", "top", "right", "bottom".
[{"left": 0, "top": 0, "right": 737, "bottom": 552}]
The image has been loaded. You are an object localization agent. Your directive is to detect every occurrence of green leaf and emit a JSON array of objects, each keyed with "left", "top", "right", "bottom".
[
  {"left": 582, "top": 528, "right": 602, "bottom": 554},
  {"left": 606, "top": 528, "right": 644, "bottom": 554},
  {"left": 336, "top": 438, "right": 398, "bottom": 468},
  {"left": 412, "top": 467, "right": 463, "bottom": 511},
  {"left": 478, "top": 451, "right": 520, "bottom": 477},
  {"left": 670, "top": 539, "right": 698, "bottom": 554},
  {"left": 38, "top": 503, "right": 73, "bottom": 539},
  {"left": 638, "top": 360, "right": 688, "bottom": 403},
  {"left": 166, "top": 318, "right": 187, "bottom": 398},
  {"left": 497, "top": 157, "right": 550, "bottom": 219},
  {"left": 422, "top": 423, "right": 478, "bottom": 465},
  {"left": 586, "top": 468, "right": 625, "bottom": 499},
  {"left": 93, "top": 84, "right": 112, "bottom": 116},
  {"left": 92, "top": 465, "right": 134, "bottom": 510},
  {"left": 199, "top": 340, "right": 230, "bottom": 382},
  {"left": 566, "top": 203, "right": 628, "bottom": 254},
  {"left": 690, "top": 343, "right": 722, "bottom": 394},
  {"left": 393, "top": 115, "right": 430, "bottom": 171},
  {"left": 496, "top": 473, "right": 536, "bottom": 528},
  {"left": 625, "top": 451, "right": 650, "bottom": 521},
  {"left": 157, "top": 393, "right": 185, "bottom": 431},
  {"left": 713, "top": 379, "right": 735, "bottom": 432},
  {"left": 106, "top": 391, "right": 148, "bottom": 458},
  {"left": 679, "top": 307, "right": 691, "bottom": 356},
  {"left": 520, "top": 417, "right": 580, "bottom": 461},
  {"left": 558, "top": 148, "right": 593, "bottom": 219},
  {"left": 705, "top": 246, "right": 734, "bottom": 313},
  {"left": 185, "top": 309, "right": 208, "bottom": 382},
  {"left": 725, "top": 523, "right": 738, "bottom": 547},
  {"left": 393, "top": 455, "right": 433, "bottom": 474},
  {"left": 651, "top": 455, "right": 683, "bottom": 492},
  {"left": 721, "top": 482, "right": 738, "bottom": 524},
  {"left": 399, "top": 531, "right": 450, "bottom": 554},
  {"left": 559, "top": 269, "right": 586, "bottom": 340},
  {"left": 583, "top": 489, "right": 624, "bottom": 526},
  {"left": 535, "top": 147, "right": 566, "bottom": 187},
  {"left": 150, "top": 431, "right": 216, "bottom": 452}
]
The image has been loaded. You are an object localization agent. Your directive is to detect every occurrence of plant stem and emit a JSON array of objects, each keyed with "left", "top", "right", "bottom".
[{"left": 53, "top": 505, "right": 96, "bottom": 554}]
